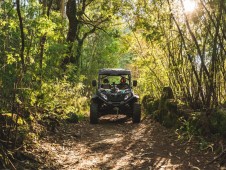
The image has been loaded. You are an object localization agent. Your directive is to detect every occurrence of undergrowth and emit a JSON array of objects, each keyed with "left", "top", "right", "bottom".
[
  {"left": 142, "top": 94, "right": 226, "bottom": 153},
  {"left": 0, "top": 78, "right": 89, "bottom": 168}
]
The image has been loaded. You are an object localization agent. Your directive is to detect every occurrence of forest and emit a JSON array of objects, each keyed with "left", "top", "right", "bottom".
[{"left": 0, "top": 0, "right": 226, "bottom": 169}]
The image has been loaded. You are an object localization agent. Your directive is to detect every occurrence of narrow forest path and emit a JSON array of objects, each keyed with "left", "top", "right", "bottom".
[{"left": 29, "top": 115, "right": 222, "bottom": 170}]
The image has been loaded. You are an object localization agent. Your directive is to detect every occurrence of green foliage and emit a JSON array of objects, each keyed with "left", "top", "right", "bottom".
[
  {"left": 0, "top": 0, "right": 226, "bottom": 167},
  {"left": 175, "top": 111, "right": 212, "bottom": 141},
  {"left": 176, "top": 116, "right": 198, "bottom": 141},
  {"left": 198, "top": 137, "right": 213, "bottom": 151},
  {"left": 81, "top": 30, "right": 124, "bottom": 74},
  {"left": 65, "top": 112, "right": 79, "bottom": 123},
  {"left": 209, "top": 109, "right": 226, "bottom": 136},
  {"left": 130, "top": 0, "right": 226, "bottom": 110},
  {"left": 142, "top": 94, "right": 159, "bottom": 114},
  {"left": 37, "top": 78, "right": 88, "bottom": 116},
  {"left": 152, "top": 110, "right": 160, "bottom": 120}
]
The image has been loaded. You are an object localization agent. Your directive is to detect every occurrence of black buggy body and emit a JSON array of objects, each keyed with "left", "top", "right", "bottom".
[{"left": 90, "top": 68, "right": 141, "bottom": 124}]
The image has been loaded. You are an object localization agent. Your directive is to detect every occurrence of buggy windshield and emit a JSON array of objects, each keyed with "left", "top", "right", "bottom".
[{"left": 99, "top": 75, "right": 131, "bottom": 90}]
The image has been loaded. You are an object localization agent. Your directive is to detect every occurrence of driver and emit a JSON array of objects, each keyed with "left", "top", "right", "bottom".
[{"left": 118, "top": 76, "right": 129, "bottom": 89}]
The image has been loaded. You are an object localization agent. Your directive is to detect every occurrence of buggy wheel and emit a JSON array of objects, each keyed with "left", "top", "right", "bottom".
[
  {"left": 132, "top": 103, "right": 141, "bottom": 123},
  {"left": 90, "top": 102, "right": 99, "bottom": 124}
]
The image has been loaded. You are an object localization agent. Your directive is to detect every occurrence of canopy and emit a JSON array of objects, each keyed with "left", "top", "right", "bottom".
[{"left": 99, "top": 68, "right": 131, "bottom": 75}]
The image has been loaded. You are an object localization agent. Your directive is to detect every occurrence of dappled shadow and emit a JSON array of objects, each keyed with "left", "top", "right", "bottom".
[{"left": 33, "top": 115, "right": 220, "bottom": 169}]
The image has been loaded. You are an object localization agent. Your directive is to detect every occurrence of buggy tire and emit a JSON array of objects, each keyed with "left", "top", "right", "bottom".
[
  {"left": 132, "top": 103, "right": 141, "bottom": 123},
  {"left": 90, "top": 102, "right": 99, "bottom": 124}
]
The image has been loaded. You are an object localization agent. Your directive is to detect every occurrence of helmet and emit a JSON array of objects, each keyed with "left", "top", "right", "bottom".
[{"left": 120, "top": 77, "right": 126, "bottom": 83}]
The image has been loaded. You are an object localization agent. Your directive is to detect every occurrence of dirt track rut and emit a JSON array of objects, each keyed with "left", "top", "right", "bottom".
[{"left": 33, "top": 115, "right": 222, "bottom": 170}]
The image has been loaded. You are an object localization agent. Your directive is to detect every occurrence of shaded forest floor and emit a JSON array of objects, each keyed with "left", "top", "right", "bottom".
[{"left": 17, "top": 115, "right": 225, "bottom": 170}]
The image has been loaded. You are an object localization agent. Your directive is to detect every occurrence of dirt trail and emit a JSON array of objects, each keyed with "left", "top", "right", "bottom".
[{"left": 29, "top": 115, "right": 223, "bottom": 170}]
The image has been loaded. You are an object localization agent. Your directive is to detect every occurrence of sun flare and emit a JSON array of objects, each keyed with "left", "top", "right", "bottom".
[{"left": 183, "top": 0, "right": 197, "bottom": 13}]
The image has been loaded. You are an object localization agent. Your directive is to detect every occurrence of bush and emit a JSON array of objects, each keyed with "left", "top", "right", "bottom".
[
  {"left": 65, "top": 112, "right": 79, "bottom": 123},
  {"left": 176, "top": 112, "right": 202, "bottom": 140},
  {"left": 35, "top": 79, "right": 88, "bottom": 119},
  {"left": 209, "top": 109, "right": 226, "bottom": 137},
  {"left": 142, "top": 95, "right": 159, "bottom": 114},
  {"left": 152, "top": 110, "right": 160, "bottom": 120},
  {"left": 146, "top": 99, "right": 159, "bottom": 114}
]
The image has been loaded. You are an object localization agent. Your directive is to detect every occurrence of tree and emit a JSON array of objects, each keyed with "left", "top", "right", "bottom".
[
  {"left": 128, "top": 0, "right": 226, "bottom": 110},
  {"left": 62, "top": 0, "right": 111, "bottom": 71}
]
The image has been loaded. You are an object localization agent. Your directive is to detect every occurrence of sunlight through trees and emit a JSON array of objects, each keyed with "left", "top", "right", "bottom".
[{"left": 0, "top": 0, "right": 226, "bottom": 168}]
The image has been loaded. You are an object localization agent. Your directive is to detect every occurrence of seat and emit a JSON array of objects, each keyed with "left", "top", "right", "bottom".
[{"left": 101, "top": 78, "right": 111, "bottom": 89}]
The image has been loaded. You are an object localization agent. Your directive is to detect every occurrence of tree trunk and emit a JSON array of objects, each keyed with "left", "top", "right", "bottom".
[
  {"left": 61, "top": 0, "right": 78, "bottom": 68},
  {"left": 39, "top": 0, "right": 53, "bottom": 83},
  {"left": 16, "top": 0, "right": 25, "bottom": 73}
]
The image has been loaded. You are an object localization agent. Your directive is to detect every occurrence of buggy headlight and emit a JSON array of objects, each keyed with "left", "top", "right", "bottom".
[
  {"left": 101, "top": 93, "right": 108, "bottom": 100},
  {"left": 124, "top": 93, "right": 132, "bottom": 100}
]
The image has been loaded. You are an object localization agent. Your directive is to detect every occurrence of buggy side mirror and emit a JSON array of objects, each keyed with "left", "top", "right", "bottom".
[
  {"left": 92, "top": 80, "right": 97, "bottom": 87},
  {"left": 133, "top": 80, "right": 137, "bottom": 87}
]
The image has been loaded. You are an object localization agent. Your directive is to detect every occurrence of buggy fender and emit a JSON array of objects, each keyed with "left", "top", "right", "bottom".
[
  {"left": 133, "top": 94, "right": 139, "bottom": 99},
  {"left": 91, "top": 94, "right": 101, "bottom": 103},
  {"left": 134, "top": 94, "right": 140, "bottom": 102}
]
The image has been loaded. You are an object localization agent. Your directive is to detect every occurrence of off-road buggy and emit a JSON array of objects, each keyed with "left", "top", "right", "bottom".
[{"left": 90, "top": 68, "right": 141, "bottom": 124}]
